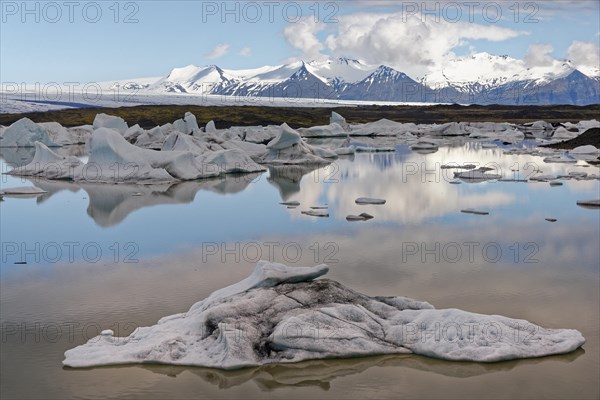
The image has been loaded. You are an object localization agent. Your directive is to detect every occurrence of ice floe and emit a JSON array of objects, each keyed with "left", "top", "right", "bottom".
[
  {"left": 576, "top": 199, "right": 600, "bottom": 208},
  {"left": 63, "top": 261, "right": 585, "bottom": 369},
  {"left": 0, "top": 118, "right": 60, "bottom": 148},
  {"left": 355, "top": 197, "right": 386, "bottom": 205},
  {"left": 0, "top": 186, "right": 47, "bottom": 196},
  {"left": 93, "top": 113, "right": 128, "bottom": 135},
  {"left": 301, "top": 209, "right": 329, "bottom": 217},
  {"left": 346, "top": 213, "right": 374, "bottom": 221},
  {"left": 261, "top": 124, "right": 336, "bottom": 165},
  {"left": 461, "top": 208, "right": 490, "bottom": 215}
]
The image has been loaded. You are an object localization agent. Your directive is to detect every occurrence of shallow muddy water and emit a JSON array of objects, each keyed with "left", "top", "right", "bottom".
[{"left": 1, "top": 141, "right": 599, "bottom": 399}]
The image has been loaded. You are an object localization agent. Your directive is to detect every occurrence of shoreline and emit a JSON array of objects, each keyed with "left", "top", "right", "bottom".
[{"left": 1, "top": 104, "right": 599, "bottom": 129}]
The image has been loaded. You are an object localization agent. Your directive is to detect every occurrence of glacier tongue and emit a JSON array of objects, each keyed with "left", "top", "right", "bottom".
[{"left": 63, "top": 261, "right": 585, "bottom": 369}]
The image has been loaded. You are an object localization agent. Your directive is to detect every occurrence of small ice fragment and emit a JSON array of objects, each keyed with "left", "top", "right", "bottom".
[
  {"left": 346, "top": 213, "right": 374, "bottom": 221},
  {"left": 301, "top": 210, "right": 329, "bottom": 217},
  {"left": 576, "top": 199, "right": 600, "bottom": 208},
  {"left": 355, "top": 197, "right": 386, "bottom": 205},
  {"left": 280, "top": 201, "right": 300, "bottom": 206},
  {"left": 461, "top": 208, "right": 489, "bottom": 215}
]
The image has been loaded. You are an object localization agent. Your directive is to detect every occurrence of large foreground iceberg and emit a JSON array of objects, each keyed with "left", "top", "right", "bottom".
[{"left": 63, "top": 261, "right": 585, "bottom": 369}]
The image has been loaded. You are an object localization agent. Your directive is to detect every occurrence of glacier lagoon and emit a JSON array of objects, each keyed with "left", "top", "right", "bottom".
[{"left": 1, "top": 135, "right": 599, "bottom": 399}]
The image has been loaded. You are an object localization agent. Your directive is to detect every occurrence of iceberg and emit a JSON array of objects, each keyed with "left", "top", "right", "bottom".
[
  {"left": 261, "top": 124, "right": 335, "bottom": 165},
  {"left": 570, "top": 145, "right": 599, "bottom": 155},
  {"left": 8, "top": 142, "right": 83, "bottom": 179},
  {"left": 63, "top": 261, "right": 585, "bottom": 369},
  {"left": 92, "top": 113, "right": 128, "bottom": 135},
  {"left": 0, "top": 118, "right": 60, "bottom": 148},
  {"left": 298, "top": 123, "right": 348, "bottom": 138},
  {"left": 39, "top": 122, "right": 90, "bottom": 145},
  {"left": 330, "top": 111, "right": 349, "bottom": 131}
]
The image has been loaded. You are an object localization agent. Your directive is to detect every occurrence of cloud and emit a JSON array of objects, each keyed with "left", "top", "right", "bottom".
[
  {"left": 206, "top": 43, "right": 230, "bottom": 59},
  {"left": 319, "top": 12, "right": 526, "bottom": 76},
  {"left": 524, "top": 44, "right": 555, "bottom": 67},
  {"left": 239, "top": 47, "right": 252, "bottom": 57},
  {"left": 282, "top": 18, "right": 326, "bottom": 60},
  {"left": 567, "top": 41, "right": 600, "bottom": 68}
]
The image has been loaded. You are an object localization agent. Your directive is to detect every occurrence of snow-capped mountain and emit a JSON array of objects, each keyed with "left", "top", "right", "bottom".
[{"left": 119, "top": 55, "right": 600, "bottom": 105}]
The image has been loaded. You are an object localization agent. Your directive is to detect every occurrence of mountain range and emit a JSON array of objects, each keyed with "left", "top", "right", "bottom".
[{"left": 116, "top": 53, "right": 600, "bottom": 105}]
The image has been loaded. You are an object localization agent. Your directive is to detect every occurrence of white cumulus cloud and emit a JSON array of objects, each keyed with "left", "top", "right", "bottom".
[
  {"left": 524, "top": 44, "right": 555, "bottom": 67},
  {"left": 206, "top": 43, "right": 230, "bottom": 59},
  {"left": 239, "top": 47, "right": 252, "bottom": 57},
  {"left": 282, "top": 11, "right": 527, "bottom": 76},
  {"left": 282, "top": 18, "right": 326, "bottom": 60},
  {"left": 567, "top": 41, "right": 600, "bottom": 68}
]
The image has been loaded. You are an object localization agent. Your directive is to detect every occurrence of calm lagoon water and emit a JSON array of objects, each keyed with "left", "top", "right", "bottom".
[{"left": 1, "top": 141, "right": 599, "bottom": 399}]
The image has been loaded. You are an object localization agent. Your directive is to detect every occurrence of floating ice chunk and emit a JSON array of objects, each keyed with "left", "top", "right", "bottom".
[
  {"left": 0, "top": 118, "right": 60, "bottom": 148},
  {"left": 461, "top": 208, "right": 489, "bottom": 215},
  {"left": 242, "top": 126, "right": 279, "bottom": 144},
  {"left": 354, "top": 146, "right": 396, "bottom": 152},
  {"left": 530, "top": 174, "right": 557, "bottom": 182},
  {"left": 267, "top": 123, "right": 301, "bottom": 150},
  {"left": 162, "top": 131, "right": 210, "bottom": 154},
  {"left": 348, "top": 119, "right": 414, "bottom": 137},
  {"left": 63, "top": 261, "right": 585, "bottom": 369},
  {"left": 334, "top": 147, "right": 355, "bottom": 155},
  {"left": 262, "top": 124, "right": 333, "bottom": 165},
  {"left": 201, "top": 148, "right": 266, "bottom": 174},
  {"left": 411, "top": 141, "right": 438, "bottom": 152},
  {"left": 8, "top": 142, "right": 83, "bottom": 179},
  {"left": 184, "top": 112, "right": 200, "bottom": 134},
  {"left": 172, "top": 118, "right": 188, "bottom": 134},
  {"left": 135, "top": 126, "right": 166, "bottom": 149},
  {"left": 92, "top": 113, "right": 128, "bottom": 135},
  {"left": 355, "top": 197, "right": 386, "bottom": 205},
  {"left": 280, "top": 201, "right": 300, "bottom": 206},
  {"left": 543, "top": 154, "right": 577, "bottom": 164},
  {"left": 525, "top": 121, "right": 553, "bottom": 131},
  {"left": 570, "top": 145, "right": 599, "bottom": 155},
  {"left": 0, "top": 186, "right": 47, "bottom": 196},
  {"left": 455, "top": 169, "right": 501, "bottom": 182},
  {"left": 192, "top": 261, "right": 329, "bottom": 313},
  {"left": 576, "top": 199, "right": 600, "bottom": 208},
  {"left": 552, "top": 127, "right": 579, "bottom": 140},
  {"left": 429, "top": 122, "right": 471, "bottom": 136},
  {"left": 301, "top": 209, "right": 329, "bottom": 217},
  {"left": 346, "top": 213, "right": 374, "bottom": 221},
  {"left": 205, "top": 120, "right": 217, "bottom": 134},
  {"left": 481, "top": 143, "right": 498, "bottom": 149},
  {"left": 441, "top": 164, "right": 477, "bottom": 170},
  {"left": 298, "top": 123, "right": 348, "bottom": 138},
  {"left": 39, "top": 122, "right": 89, "bottom": 145},
  {"left": 330, "top": 111, "right": 349, "bottom": 131},
  {"left": 101, "top": 330, "right": 114, "bottom": 336},
  {"left": 123, "top": 124, "right": 144, "bottom": 142}
]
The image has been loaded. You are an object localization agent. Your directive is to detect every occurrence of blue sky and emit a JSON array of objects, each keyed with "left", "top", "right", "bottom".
[{"left": 1, "top": 1, "right": 599, "bottom": 82}]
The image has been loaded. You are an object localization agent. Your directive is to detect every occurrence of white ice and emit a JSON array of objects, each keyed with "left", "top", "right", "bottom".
[
  {"left": 0, "top": 118, "right": 60, "bottom": 148},
  {"left": 63, "top": 261, "right": 586, "bottom": 369}
]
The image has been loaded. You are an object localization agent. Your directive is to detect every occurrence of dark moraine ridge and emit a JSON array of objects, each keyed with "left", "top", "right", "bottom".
[
  {"left": 543, "top": 127, "right": 600, "bottom": 149},
  {"left": 1, "top": 104, "right": 599, "bottom": 129}
]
